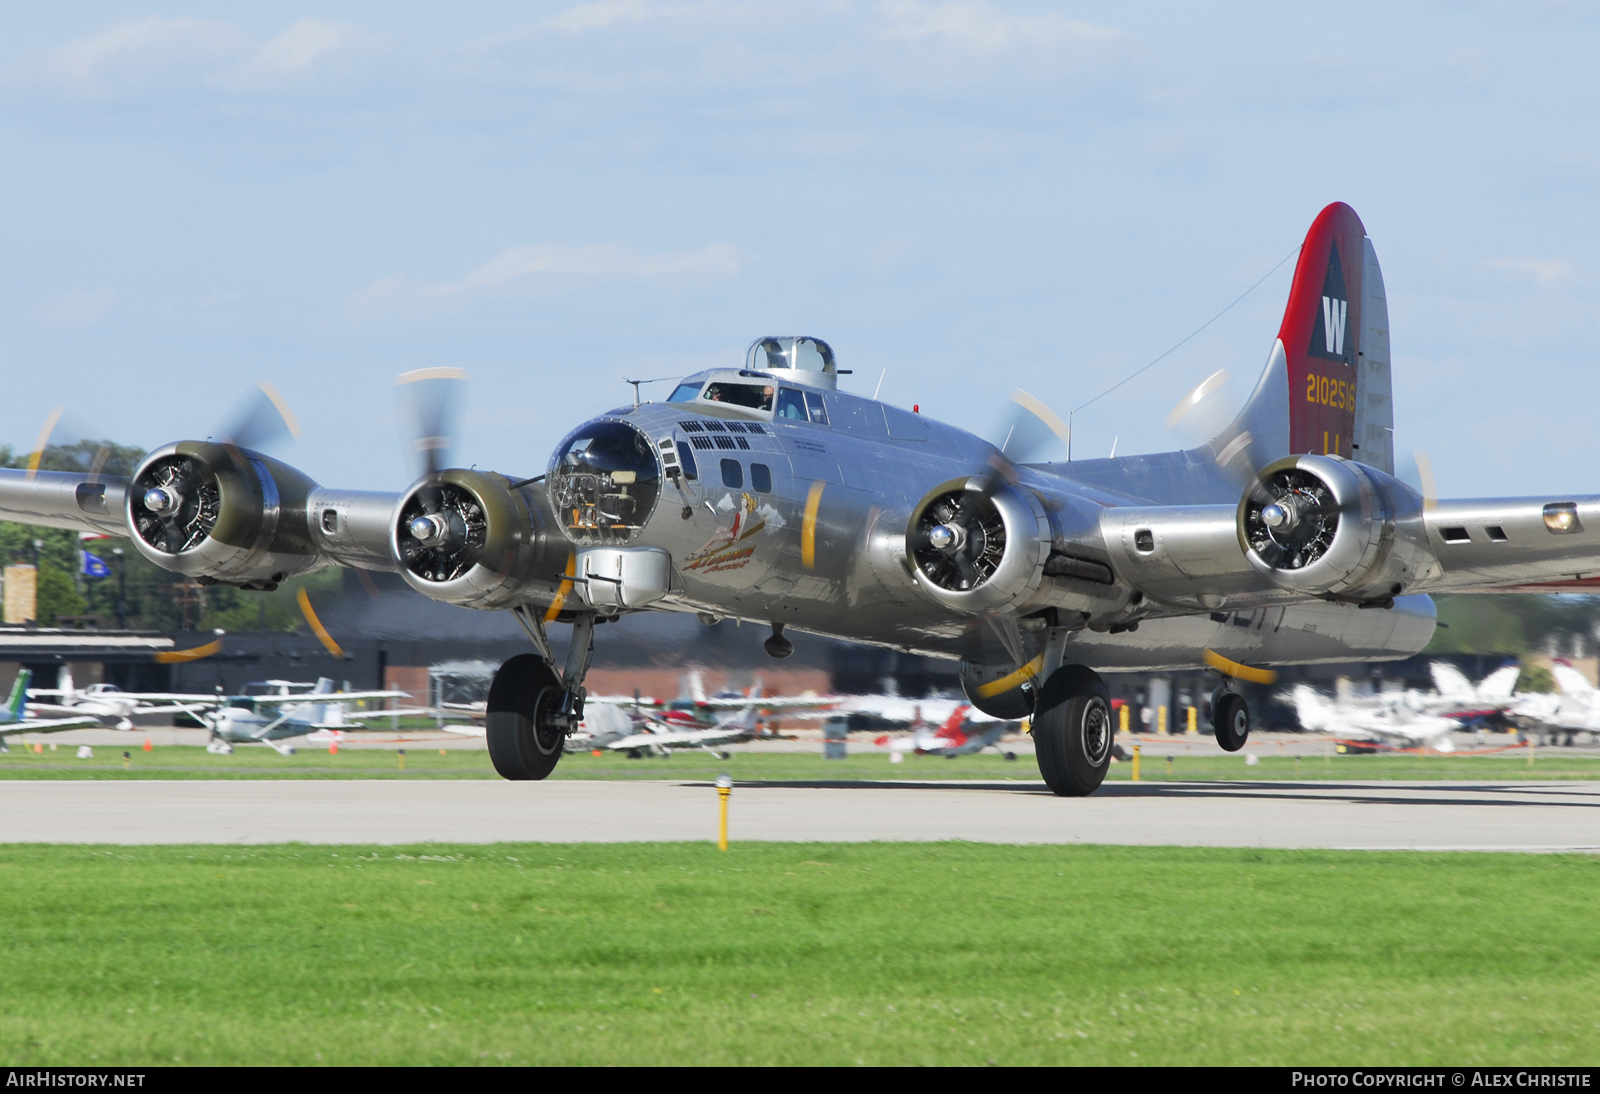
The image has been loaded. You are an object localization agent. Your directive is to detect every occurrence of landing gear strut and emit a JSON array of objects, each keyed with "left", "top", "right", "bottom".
[
  {"left": 487, "top": 612, "right": 596, "bottom": 781},
  {"left": 1211, "top": 685, "right": 1250, "bottom": 752},
  {"left": 1033, "top": 665, "right": 1114, "bottom": 797}
]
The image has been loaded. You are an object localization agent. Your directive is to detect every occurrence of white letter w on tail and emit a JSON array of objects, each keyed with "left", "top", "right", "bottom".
[{"left": 1321, "top": 296, "right": 1347, "bottom": 356}]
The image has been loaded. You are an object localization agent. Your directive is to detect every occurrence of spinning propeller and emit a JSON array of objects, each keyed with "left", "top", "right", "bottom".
[
  {"left": 392, "top": 368, "right": 488, "bottom": 583},
  {"left": 908, "top": 390, "right": 1070, "bottom": 594}
]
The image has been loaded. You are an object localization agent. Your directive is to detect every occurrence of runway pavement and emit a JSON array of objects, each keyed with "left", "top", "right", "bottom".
[{"left": 3, "top": 778, "right": 1599, "bottom": 850}]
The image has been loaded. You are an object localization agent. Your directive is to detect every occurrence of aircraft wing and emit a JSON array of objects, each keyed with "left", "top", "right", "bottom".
[
  {"left": 307, "top": 690, "right": 413, "bottom": 704},
  {"left": 0, "top": 716, "right": 102, "bottom": 736},
  {"left": 333, "top": 707, "right": 446, "bottom": 722},
  {"left": 688, "top": 696, "right": 835, "bottom": 712},
  {"left": 22, "top": 701, "right": 85, "bottom": 718},
  {"left": 605, "top": 727, "right": 749, "bottom": 751}
]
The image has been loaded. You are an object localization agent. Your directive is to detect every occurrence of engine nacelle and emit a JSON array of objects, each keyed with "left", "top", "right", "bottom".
[
  {"left": 904, "top": 477, "right": 1051, "bottom": 615},
  {"left": 390, "top": 469, "right": 571, "bottom": 610},
  {"left": 126, "top": 442, "right": 320, "bottom": 588},
  {"left": 1238, "top": 454, "right": 1433, "bottom": 599}
]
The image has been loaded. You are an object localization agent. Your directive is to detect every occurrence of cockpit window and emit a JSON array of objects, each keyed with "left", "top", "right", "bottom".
[
  {"left": 775, "top": 388, "right": 807, "bottom": 421},
  {"left": 549, "top": 421, "right": 661, "bottom": 544},
  {"left": 702, "top": 382, "right": 774, "bottom": 411},
  {"left": 667, "top": 383, "right": 702, "bottom": 404}
]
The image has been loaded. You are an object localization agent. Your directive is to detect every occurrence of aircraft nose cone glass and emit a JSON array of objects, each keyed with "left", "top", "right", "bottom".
[
  {"left": 1244, "top": 469, "right": 1339, "bottom": 570},
  {"left": 549, "top": 421, "right": 662, "bottom": 545}
]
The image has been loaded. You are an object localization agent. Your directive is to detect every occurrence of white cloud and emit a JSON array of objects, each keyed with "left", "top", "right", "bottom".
[
  {"left": 1490, "top": 257, "right": 1579, "bottom": 284},
  {"left": 451, "top": 243, "right": 739, "bottom": 290},
  {"left": 881, "top": 1, "right": 1118, "bottom": 50},
  {"left": 546, "top": 0, "right": 662, "bottom": 33},
  {"left": 35, "top": 288, "right": 119, "bottom": 330},
  {"left": 10, "top": 16, "right": 384, "bottom": 98},
  {"left": 238, "top": 19, "right": 383, "bottom": 79},
  {"left": 346, "top": 242, "right": 741, "bottom": 316},
  {"left": 16, "top": 17, "right": 244, "bottom": 97}
]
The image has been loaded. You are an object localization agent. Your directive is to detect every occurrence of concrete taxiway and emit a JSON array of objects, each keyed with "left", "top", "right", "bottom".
[{"left": 2, "top": 779, "right": 1598, "bottom": 850}]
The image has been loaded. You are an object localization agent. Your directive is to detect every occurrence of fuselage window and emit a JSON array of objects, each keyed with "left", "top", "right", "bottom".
[
  {"left": 775, "top": 388, "right": 808, "bottom": 421},
  {"left": 667, "top": 383, "right": 703, "bottom": 404},
  {"left": 675, "top": 441, "right": 699, "bottom": 481},
  {"left": 721, "top": 459, "right": 743, "bottom": 489},
  {"left": 750, "top": 463, "right": 772, "bottom": 493},
  {"left": 804, "top": 391, "right": 830, "bottom": 425},
  {"left": 703, "top": 382, "right": 774, "bottom": 411}
]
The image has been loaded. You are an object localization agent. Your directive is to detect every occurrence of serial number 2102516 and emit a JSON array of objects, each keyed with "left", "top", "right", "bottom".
[{"left": 1306, "top": 372, "right": 1355, "bottom": 410}]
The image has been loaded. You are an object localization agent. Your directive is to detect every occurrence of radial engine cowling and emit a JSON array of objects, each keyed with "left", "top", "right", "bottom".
[
  {"left": 391, "top": 469, "right": 570, "bottom": 610},
  {"left": 126, "top": 442, "right": 320, "bottom": 588},
  {"left": 905, "top": 477, "right": 1051, "bottom": 614},
  {"left": 1238, "top": 454, "right": 1432, "bottom": 599}
]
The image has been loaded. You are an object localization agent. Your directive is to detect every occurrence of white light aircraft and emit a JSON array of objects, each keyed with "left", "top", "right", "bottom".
[
  {"left": 1509, "top": 663, "right": 1600, "bottom": 745},
  {"left": 202, "top": 679, "right": 434, "bottom": 755},
  {"left": 0, "top": 670, "right": 100, "bottom": 747},
  {"left": 26, "top": 666, "right": 219, "bottom": 730}
]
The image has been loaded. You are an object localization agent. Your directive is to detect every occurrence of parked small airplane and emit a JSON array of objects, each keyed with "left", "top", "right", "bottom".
[
  {"left": 202, "top": 679, "right": 433, "bottom": 755},
  {"left": 0, "top": 670, "right": 100, "bottom": 746},
  {"left": 1284, "top": 662, "right": 1520, "bottom": 750},
  {"left": 580, "top": 703, "right": 772, "bottom": 758},
  {"left": 873, "top": 704, "right": 1019, "bottom": 760},
  {"left": 26, "top": 666, "right": 218, "bottom": 730},
  {"left": 1508, "top": 663, "right": 1600, "bottom": 745}
]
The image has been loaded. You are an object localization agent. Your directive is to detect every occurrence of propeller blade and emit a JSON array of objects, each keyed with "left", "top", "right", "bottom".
[
  {"left": 397, "top": 367, "right": 468, "bottom": 477},
  {"left": 1398, "top": 449, "right": 1437, "bottom": 512},
  {"left": 218, "top": 382, "right": 301, "bottom": 453},
  {"left": 994, "top": 389, "right": 1071, "bottom": 465},
  {"left": 24, "top": 409, "right": 120, "bottom": 482}
]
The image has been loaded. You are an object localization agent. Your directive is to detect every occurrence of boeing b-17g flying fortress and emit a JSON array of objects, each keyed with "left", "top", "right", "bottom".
[{"left": 5, "top": 202, "right": 1599, "bottom": 796}]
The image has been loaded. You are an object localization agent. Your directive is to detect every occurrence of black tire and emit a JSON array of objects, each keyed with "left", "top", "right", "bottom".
[
  {"left": 1033, "top": 665, "right": 1114, "bottom": 797},
  {"left": 1213, "top": 692, "right": 1250, "bottom": 752},
  {"left": 486, "top": 653, "right": 566, "bottom": 781}
]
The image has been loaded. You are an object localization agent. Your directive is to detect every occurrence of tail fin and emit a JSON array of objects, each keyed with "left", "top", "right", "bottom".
[
  {"left": 1214, "top": 202, "right": 1394, "bottom": 473},
  {"left": 1476, "top": 664, "right": 1522, "bottom": 701},
  {"left": 1550, "top": 663, "right": 1595, "bottom": 696},
  {"left": 2, "top": 670, "right": 31, "bottom": 724},
  {"left": 1430, "top": 662, "right": 1474, "bottom": 702}
]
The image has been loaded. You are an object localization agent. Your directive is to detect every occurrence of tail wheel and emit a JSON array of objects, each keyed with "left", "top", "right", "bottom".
[
  {"left": 1033, "top": 665, "right": 1113, "bottom": 797},
  {"left": 486, "top": 653, "right": 565, "bottom": 780},
  {"left": 1212, "top": 689, "right": 1250, "bottom": 752}
]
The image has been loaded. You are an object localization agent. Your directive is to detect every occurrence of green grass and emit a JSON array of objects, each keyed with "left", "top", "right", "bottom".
[
  {"left": 1, "top": 842, "right": 1597, "bottom": 1066},
  {"left": 1, "top": 742, "right": 1596, "bottom": 782}
]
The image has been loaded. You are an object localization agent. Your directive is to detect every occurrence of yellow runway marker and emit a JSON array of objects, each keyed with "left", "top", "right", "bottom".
[{"left": 716, "top": 774, "right": 732, "bottom": 851}]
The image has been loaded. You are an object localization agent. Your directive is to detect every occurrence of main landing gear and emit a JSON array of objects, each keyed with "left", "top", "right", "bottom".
[
  {"left": 1033, "top": 665, "right": 1115, "bottom": 797},
  {"left": 1211, "top": 684, "right": 1250, "bottom": 752},
  {"left": 487, "top": 612, "right": 596, "bottom": 781}
]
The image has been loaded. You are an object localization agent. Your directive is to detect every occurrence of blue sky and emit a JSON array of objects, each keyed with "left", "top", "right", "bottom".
[{"left": 2, "top": 2, "right": 1597, "bottom": 497}]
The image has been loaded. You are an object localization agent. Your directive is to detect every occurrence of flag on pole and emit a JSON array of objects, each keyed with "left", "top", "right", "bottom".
[{"left": 80, "top": 551, "right": 111, "bottom": 579}]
